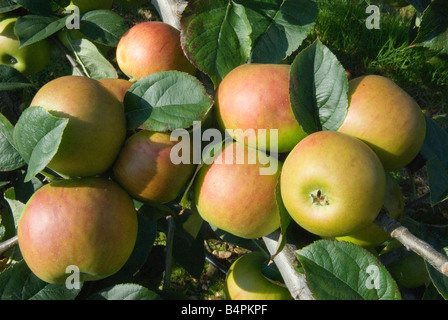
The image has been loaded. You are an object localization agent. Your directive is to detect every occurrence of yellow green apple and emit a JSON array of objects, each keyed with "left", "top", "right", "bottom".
[
  {"left": 280, "top": 130, "right": 387, "bottom": 238},
  {"left": 334, "top": 173, "right": 404, "bottom": 248},
  {"left": 0, "top": 17, "right": 51, "bottom": 76},
  {"left": 17, "top": 177, "right": 138, "bottom": 284},
  {"left": 29, "top": 75, "right": 127, "bottom": 178},
  {"left": 225, "top": 251, "right": 292, "bottom": 300}
]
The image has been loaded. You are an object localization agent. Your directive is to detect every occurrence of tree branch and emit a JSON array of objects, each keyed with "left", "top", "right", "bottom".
[
  {"left": 0, "top": 235, "right": 18, "bottom": 256},
  {"left": 375, "top": 210, "right": 448, "bottom": 276},
  {"left": 51, "top": 36, "right": 87, "bottom": 78},
  {"left": 150, "top": 0, "right": 187, "bottom": 30}
]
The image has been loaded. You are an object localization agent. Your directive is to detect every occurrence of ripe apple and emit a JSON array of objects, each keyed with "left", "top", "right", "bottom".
[
  {"left": 225, "top": 251, "right": 292, "bottom": 300},
  {"left": 116, "top": 21, "right": 196, "bottom": 81},
  {"left": 337, "top": 75, "right": 426, "bottom": 172},
  {"left": 280, "top": 130, "right": 387, "bottom": 238},
  {"left": 113, "top": 130, "right": 197, "bottom": 204},
  {"left": 215, "top": 63, "right": 307, "bottom": 153},
  {"left": 0, "top": 17, "right": 51, "bottom": 76},
  {"left": 65, "top": 0, "right": 113, "bottom": 13},
  {"left": 193, "top": 141, "right": 282, "bottom": 239},
  {"left": 99, "top": 78, "right": 133, "bottom": 103},
  {"left": 17, "top": 177, "right": 138, "bottom": 284},
  {"left": 29, "top": 75, "right": 127, "bottom": 178},
  {"left": 334, "top": 173, "right": 404, "bottom": 248}
]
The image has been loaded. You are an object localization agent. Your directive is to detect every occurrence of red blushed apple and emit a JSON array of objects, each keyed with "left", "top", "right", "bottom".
[
  {"left": 116, "top": 21, "right": 196, "bottom": 81},
  {"left": 225, "top": 251, "right": 292, "bottom": 300},
  {"left": 30, "top": 76, "right": 127, "bottom": 178},
  {"left": 280, "top": 130, "right": 387, "bottom": 238},
  {"left": 215, "top": 63, "right": 307, "bottom": 153},
  {"left": 17, "top": 177, "right": 138, "bottom": 284},
  {"left": 113, "top": 130, "right": 197, "bottom": 204},
  {"left": 193, "top": 141, "right": 282, "bottom": 239},
  {"left": 99, "top": 78, "right": 133, "bottom": 103},
  {"left": 337, "top": 75, "right": 426, "bottom": 172}
]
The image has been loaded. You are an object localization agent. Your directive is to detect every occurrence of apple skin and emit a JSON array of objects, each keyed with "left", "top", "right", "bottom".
[
  {"left": 0, "top": 17, "right": 51, "bottom": 76},
  {"left": 225, "top": 251, "right": 292, "bottom": 300},
  {"left": 116, "top": 21, "right": 196, "bottom": 81},
  {"left": 65, "top": 0, "right": 113, "bottom": 13},
  {"left": 334, "top": 173, "right": 404, "bottom": 248},
  {"left": 193, "top": 141, "right": 282, "bottom": 239},
  {"left": 215, "top": 63, "right": 307, "bottom": 153},
  {"left": 99, "top": 78, "right": 133, "bottom": 103},
  {"left": 113, "top": 130, "right": 197, "bottom": 204},
  {"left": 280, "top": 130, "right": 387, "bottom": 238},
  {"left": 337, "top": 75, "right": 426, "bottom": 172},
  {"left": 17, "top": 177, "right": 138, "bottom": 284},
  {"left": 30, "top": 75, "right": 127, "bottom": 178}
]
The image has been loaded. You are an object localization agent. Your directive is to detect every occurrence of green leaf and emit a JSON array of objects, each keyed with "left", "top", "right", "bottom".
[
  {"left": 14, "top": 15, "right": 67, "bottom": 48},
  {"left": 289, "top": 39, "right": 349, "bottom": 134},
  {"left": 68, "top": 37, "right": 118, "bottom": 80},
  {"left": 87, "top": 283, "right": 162, "bottom": 300},
  {"left": 124, "top": 71, "right": 213, "bottom": 132},
  {"left": 4, "top": 187, "right": 25, "bottom": 230},
  {"left": 0, "top": 112, "right": 26, "bottom": 171},
  {"left": 181, "top": 0, "right": 252, "bottom": 87},
  {"left": 0, "top": 260, "right": 82, "bottom": 300},
  {"left": 79, "top": 9, "right": 129, "bottom": 47},
  {"left": 0, "top": 65, "right": 32, "bottom": 91},
  {"left": 239, "top": 0, "right": 318, "bottom": 63},
  {"left": 0, "top": 0, "right": 21, "bottom": 14},
  {"left": 11, "top": 0, "right": 53, "bottom": 15},
  {"left": 13, "top": 106, "right": 69, "bottom": 182},
  {"left": 412, "top": 0, "right": 448, "bottom": 54},
  {"left": 420, "top": 115, "right": 448, "bottom": 206},
  {"left": 296, "top": 240, "right": 402, "bottom": 300}
]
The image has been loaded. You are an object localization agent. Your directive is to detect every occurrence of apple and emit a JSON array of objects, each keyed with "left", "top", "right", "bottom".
[
  {"left": 17, "top": 177, "right": 138, "bottom": 284},
  {"left": 334, "top": 173, "right": 404, "bottom": 248},
  {"left": 225, "top": 251, "right": 292, "bottom": 300},
  {"left": 65, "top": 0, "right": 113, "bottom": 13},
  {"left": 280, "top": 130, "right": 387, "bottom": 238},
  {"left": 215, "top": 63, "right": 307, "bottom": 153},
  {"left": 337, "top": 75, "right": 426, "bottom": 172},
  {"left": 99, "top": 78, "right": 133, "bottom": 103},
  {"left": 116, "top": 21, "right": 196, "bottom": 81},
  {"left": 113, "top": 130, "right": 197, "bottom": 204},
  {"left": 29, "top": 75, "right": 127, "bottom": 178},
  {"left": 193, "top": 141, "right": 282, "bottom": 239},
  {"left": 0, "top": 17, "right": 51, "bottom": 76}
]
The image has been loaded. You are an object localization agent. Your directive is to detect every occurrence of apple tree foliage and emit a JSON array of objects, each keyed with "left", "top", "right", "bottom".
[{"left": 0, "top": 0, "right": 447, "bottom": 300}]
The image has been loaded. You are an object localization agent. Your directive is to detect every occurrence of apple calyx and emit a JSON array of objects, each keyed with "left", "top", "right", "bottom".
[{"left": 311, "top": 190, "right": 330, "bottom": 206}]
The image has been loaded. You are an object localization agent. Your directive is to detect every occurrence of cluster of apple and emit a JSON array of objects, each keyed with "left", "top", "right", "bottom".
[
  {"left": 16, "top": 20, "right": 198, "bottom": 284},
  {"left": 192, "top": 62, "right": 426, "bottom": 299}
]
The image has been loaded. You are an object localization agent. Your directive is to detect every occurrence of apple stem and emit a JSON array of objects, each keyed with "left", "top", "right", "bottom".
[{"left": 0, "top": 235, "right": 18, "bottom": 256}]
